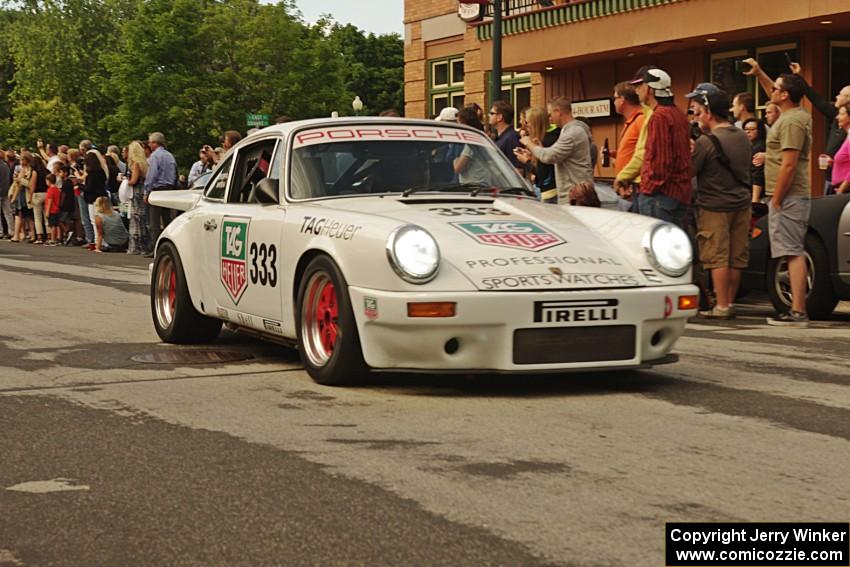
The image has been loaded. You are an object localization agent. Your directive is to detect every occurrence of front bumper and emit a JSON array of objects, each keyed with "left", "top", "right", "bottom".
[{"left": 349, "top": 285, "right": 698, "bottom": 372}]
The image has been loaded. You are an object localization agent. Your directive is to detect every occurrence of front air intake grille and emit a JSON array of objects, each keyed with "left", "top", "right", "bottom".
[{"left": 513, "top": 325, "right": 636, "bottom": 365}]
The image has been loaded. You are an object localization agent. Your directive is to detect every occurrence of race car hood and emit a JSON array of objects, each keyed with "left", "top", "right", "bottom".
[{"left": 317, "top": 196, "right": 643, "bottom": 291}]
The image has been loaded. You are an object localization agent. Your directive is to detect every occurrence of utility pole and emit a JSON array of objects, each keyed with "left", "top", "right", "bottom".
[{"left": 492, "top": 0, "right": 503, "bottom": 103}]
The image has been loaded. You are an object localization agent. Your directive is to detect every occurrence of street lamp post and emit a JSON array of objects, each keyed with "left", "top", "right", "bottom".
[
  {"left": 352, "top": 96, "right": 364, "bottom": 116},
  {"left": 492, "top": 0, "right": 502, "bottom": 104}
]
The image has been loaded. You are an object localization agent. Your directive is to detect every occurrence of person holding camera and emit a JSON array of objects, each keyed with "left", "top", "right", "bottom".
[
  {"left": 686, "top": 84, "right": 753, "bottom": 320},
  {"left": 188, "top": 146, "right": 216, "bottom": 186}
]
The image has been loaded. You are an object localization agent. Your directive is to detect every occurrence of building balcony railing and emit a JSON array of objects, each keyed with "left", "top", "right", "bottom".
[{"left": 475, "top": 0, "right": 685, "bottom": 41}]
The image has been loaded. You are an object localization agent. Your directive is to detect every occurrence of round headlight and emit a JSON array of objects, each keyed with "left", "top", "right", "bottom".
[
  {"left": 643, "top": 223, "right": 692, "bottom": 277},
  {"left": 386, "top": 225, "right": 440, "bottom": 284}
]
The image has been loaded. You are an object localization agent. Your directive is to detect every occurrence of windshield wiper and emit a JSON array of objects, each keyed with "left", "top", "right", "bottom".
[
  {"left": 494, "top": 186, "right": 537, "bottom": 197},
  {"left": 470, "top": 185, "right": 536, "bottom": 198},
  {"left": 401, "top": 183, "right": 488, "bottom": 197}
]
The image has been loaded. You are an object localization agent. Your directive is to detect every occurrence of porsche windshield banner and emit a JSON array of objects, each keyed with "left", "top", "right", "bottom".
[
  {"left": 220, "top": 217, "right": 250, "bottom": 304},
  {"left": 293, "top": 126, "right": 491, "bottom": 149}
]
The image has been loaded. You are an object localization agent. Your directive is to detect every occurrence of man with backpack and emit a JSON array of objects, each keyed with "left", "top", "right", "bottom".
[{"left": 686, "top": 83, "right": 752, "bottom": 320}]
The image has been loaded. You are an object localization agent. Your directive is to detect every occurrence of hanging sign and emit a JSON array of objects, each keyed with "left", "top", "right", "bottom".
[
  {"left": 457, "top": 0, "right": 487, "bottom": 22},
  {"left": 571, "top": 98, "right": 614, "bottom": 119}
]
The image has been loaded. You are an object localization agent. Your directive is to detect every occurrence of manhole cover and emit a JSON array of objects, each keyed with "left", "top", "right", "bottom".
[{"left": 130, "top": 350, "right": 254, "bottom": 364}]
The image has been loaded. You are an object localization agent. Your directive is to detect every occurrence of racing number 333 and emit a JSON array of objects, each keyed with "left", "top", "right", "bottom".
[{"left": 249, "top": 242, "right": 277, "bottom": 287}]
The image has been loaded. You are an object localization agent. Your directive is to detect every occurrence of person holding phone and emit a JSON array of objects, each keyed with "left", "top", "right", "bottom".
[{"left": 742, "top": 56, "right": 850, "bottom": 194}]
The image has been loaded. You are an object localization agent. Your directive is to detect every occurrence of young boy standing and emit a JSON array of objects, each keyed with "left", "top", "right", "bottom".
[
  {"left": 56, "top": 165, "right": 76, "bottom": 245},
  {"left": 43, "top": 173, "right": 62, "bottom": 246}
]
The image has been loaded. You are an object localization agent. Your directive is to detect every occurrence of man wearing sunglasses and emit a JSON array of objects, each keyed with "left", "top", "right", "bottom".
[{"left": 751, "top": 72, "right": 813, "bottom": 327}]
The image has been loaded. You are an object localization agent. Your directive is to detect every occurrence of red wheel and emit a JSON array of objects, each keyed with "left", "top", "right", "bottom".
[
  {"left": 302, "top": 272, "right": 339, "bottom": 366},
  {"left": 296, "top": 255, "right": 367, "bottom": 385},
  {"left": 151, "top": 242, "right": 221, "bottom": 344}
]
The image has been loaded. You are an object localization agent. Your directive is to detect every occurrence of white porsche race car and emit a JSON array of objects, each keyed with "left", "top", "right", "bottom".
[{"left": 149, "top": 118, "right": 698, "bottom": 385}]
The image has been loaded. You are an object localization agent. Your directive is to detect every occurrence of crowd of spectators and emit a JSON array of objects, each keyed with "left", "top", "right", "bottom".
[
  {"left": 435, "top": 58, "right": 849, "bottom": 328},
  {"left": 0, "top": 129, "right": 248, "bottom": 258}
]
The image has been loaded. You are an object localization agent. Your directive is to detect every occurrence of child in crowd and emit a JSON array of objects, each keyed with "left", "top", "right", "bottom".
[
  {"left": 43, "top": 173, "right": 62, "bottom": 246},
  {"left": 56, "top": 165, "right": 77, "bottom": 245}
]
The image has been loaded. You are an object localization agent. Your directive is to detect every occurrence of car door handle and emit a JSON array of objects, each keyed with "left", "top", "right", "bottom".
[{"left": 204, "top": 219, "right": 218, "bottom": 231}]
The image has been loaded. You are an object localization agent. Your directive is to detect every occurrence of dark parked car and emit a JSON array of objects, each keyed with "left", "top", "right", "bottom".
[{"left": 742, "top": 193, "right": 850, "bottom": 319}]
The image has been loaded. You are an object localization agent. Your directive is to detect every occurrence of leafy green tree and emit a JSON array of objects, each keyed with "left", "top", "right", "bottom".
[
  {"left": 107, "top": 0, "right": 350, "bottom": 167},
  {"left": 5, "top": 0, "right": 131, "bottom": 140},
  {"left": 0, "top": 0, "right": 403, "bottom": 168},
  {"left": 0, "top": 97, "right": 87, "bottom": 149},
  {"left": 328, "top": 24, "right": 403, "bottom": 116}
]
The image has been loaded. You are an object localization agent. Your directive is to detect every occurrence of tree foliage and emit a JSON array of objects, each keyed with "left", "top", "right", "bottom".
[
  {"left": 0, "top": 0, "right": 403, "bottom": 170},
  {"left": 0, "top": 98, "right": 88, "bottom": 149},
  {"left": 328, "top": 24, "right": 404, "bottom": 116}
]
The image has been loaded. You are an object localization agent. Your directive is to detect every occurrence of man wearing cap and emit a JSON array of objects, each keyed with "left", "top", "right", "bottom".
[
  {"left": 630, "top": 67, "right": 692, "bottom": 225},
  {"left": 433, "top": 107, "right": 462, "bottom": 183},
  {"left": 687, "top": 84, "right": 752, "bottom": 319},
  {"left": 436, "top": 107, "right": 458, "bottom": 122}
]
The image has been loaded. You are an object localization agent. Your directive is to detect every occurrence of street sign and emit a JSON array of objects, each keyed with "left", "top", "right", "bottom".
[{"left": 246, "top": 113, "right": 270, "bottom": 127}]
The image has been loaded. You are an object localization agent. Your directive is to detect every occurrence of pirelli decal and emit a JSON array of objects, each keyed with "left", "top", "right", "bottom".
[{"left": 533, "top": 299, "right": 619, "bottom": 324}]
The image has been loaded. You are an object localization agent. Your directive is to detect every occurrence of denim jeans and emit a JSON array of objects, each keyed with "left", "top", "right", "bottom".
[
  {"left": 77, "top": 194, "right": 94, "bottom": 243},
  {"left": 637, "top": 192, "right": 688, "bottom": 228}
]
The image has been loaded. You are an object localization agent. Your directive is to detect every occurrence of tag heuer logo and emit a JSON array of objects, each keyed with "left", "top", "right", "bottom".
[
  {"left": 220, "top": 217, "right": 250, "bottom": 304},
  {"left": 452, "top": 221, "right": 564, "bottom": 251}
]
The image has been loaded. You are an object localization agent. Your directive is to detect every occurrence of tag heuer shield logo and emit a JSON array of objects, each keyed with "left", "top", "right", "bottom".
[
  {"left": 451, "top": 221, "right": 564, "bottom": 251},
  {"left": 220, "top": 217, "right": 250, "bottom": 304}
]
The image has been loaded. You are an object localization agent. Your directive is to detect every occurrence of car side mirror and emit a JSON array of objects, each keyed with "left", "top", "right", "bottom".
[{"left": 253, "top": 178, "right": 279, "bottom": 205}]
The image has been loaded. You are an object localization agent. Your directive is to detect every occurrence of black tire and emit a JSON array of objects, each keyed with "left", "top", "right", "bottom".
[
  {"left": 151, "top": 241, "right": 222, "bottom": 343},
  {"left": 766, "top": 234, "right": 837, "bottom": 320},
  {"left": 295, "top": 255, "right": 368, "bottom": 386}
]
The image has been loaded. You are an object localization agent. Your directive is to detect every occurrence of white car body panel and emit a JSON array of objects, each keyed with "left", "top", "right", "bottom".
[{"left": 151, "top": 118, "right": 698, "bottom": 373}]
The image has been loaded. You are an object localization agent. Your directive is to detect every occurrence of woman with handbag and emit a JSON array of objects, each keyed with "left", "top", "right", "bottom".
[{"left": 126, "top": 141, "right": 151, "bottom": 255}]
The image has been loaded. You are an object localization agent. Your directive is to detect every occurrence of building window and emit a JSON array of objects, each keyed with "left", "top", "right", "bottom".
[
  {"left": 429, "top": 56, "right": 464, "bottom": 118},
  {"left": 710, "top": 49, "right": 749, "bottom": 99},
  {"left": 830, "top": 41, "right": 850, "bottom": 100},
  {"left": 754, "top": 43, "right": 798, "bottom": 109},
  {"left": 489, "top": 72, "right": 531, "bottom": 129},
  {"left": 709, "top": 43, "right": 798, "bottom": 111}
]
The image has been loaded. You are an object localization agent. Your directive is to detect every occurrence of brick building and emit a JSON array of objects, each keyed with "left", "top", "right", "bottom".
[{"left": 403, "top": 0, "right": 850, "bottom": 191}]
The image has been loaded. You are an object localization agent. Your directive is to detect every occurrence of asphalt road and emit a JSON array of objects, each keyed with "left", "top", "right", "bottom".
[{"left": 1, "top": 241, "right": 849, "bottom": 566}]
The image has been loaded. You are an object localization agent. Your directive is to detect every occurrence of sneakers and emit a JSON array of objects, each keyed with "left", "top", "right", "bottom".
[
  {"left": 766, "top": 310, "right": 809, "bottom": 328},
  {"left": 698, "top": 305, "right": 735, "bottom": 319}
]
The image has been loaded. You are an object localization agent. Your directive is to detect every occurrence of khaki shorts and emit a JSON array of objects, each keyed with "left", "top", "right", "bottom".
[
  {"left": 696, "top": 207, "right": 752, "bottom": 269},
  {"left": 768, "top": 198, "right": 810, "bottom": 258}
]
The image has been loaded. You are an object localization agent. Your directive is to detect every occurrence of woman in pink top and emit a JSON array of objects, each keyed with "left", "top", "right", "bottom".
[{"left": 832, "top": 102, "right": 850, "bottom": 193}]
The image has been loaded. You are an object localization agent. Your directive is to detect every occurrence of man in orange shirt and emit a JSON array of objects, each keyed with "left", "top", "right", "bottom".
[{"left": 613, "top": 81, "right": 645, "bottom": 175}]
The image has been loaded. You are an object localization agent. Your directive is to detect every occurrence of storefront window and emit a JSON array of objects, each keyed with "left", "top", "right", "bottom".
[
  {"left": 830, "top": 41, "right": 850, "bottom": 99},
  {"left": 755, "top": 43, "right": 798, "bottom": 108},
  {"left": 710, "top": 50, "right": 748, "bottom": 98},
  {"left": 429, "top": 56, "right": 465, "bottom": 118},
  {"left": 490, "top": 72, "right": 531, "bottom": 128}
]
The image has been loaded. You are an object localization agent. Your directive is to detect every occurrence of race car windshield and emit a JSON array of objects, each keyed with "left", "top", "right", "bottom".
[{"left": 289, "top": 136, "right": 528, "bottom": 200}]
